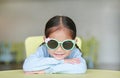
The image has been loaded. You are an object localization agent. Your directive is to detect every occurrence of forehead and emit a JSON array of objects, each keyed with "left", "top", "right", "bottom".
[{"left": 48, "top": 28, "right": 72, "bottom": 41}]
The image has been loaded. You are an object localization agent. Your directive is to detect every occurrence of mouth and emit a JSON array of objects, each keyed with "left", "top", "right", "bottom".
[
  {"left": 54, "top": 53, "right": 64, "bottom": 56},
  {"left": 53, "top": 53, "right": 65, "bottom": 59}
]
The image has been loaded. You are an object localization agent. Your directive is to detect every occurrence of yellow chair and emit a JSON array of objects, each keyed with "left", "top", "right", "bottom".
[{"left": 25, "top": 36, "right": 82, "bottom": 57}]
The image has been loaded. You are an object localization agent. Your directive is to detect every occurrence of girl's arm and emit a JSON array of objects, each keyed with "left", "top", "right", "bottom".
[
  {"left": 23, "top": 55, "right": 64, "bottom": 71},
  {"left": 47, "top": 57, "right": 87, "bottom": 74},
  {"left": 24, "top": 57, "right": 86, "bottom": 74},
  {"left": 23, "top": 46, "right": 64, "bottom": 72},
  {"left": 45, "top": 49, "right": 87, "bottom": 74},
  {"left": 64, "top": 58, "right": 80, "bottom": 64}
]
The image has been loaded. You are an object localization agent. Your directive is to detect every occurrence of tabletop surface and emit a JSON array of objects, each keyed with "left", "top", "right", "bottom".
[{"left": 0, "top": 69, "right": 120, "bottom": 78}]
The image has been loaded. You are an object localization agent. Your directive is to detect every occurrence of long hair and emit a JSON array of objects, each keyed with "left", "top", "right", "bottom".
[{"left": 45, "top": 15, "right": 76, "bottom": 39}]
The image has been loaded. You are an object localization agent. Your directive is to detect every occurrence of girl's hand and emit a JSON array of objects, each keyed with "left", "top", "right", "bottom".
[
  {"left": 24, "top": 70, "right": 45, "bottom": 74},
  {"left": 64, "top": 58, "right": 80, "bottom": 64}
]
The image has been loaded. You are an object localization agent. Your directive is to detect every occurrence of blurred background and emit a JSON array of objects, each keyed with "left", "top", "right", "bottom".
[{"left": 0, "top": 0, "right": 120, "bottom": 71}]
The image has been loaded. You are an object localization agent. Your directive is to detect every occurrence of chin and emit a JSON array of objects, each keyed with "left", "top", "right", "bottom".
[
  {"left": 52, "top": 54, "right": 66, "bottom": 60},
  {"left": 54, "top": 57, "right": 65, "bottom": 60}
]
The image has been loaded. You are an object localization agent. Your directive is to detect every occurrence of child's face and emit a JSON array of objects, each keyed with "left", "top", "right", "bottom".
[{"left": 46, "top": 28, "right": 73, "bottom": 60}]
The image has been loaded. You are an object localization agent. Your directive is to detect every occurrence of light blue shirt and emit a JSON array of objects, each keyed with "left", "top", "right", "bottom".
[{"left": 23, "top": 44, "right": 87, "bottom": 74}]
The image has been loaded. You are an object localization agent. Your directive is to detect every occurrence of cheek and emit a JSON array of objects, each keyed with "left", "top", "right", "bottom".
[
  {"left": 48, "top": 49, "right": 72, "bottom": 57},
  {"left": 48, "top": 50, "right": 54, "bottom": 54},
  {"left": 48, "top": 49, "right": 52, "bottom": 52},
  {"left": 65, "top": 50, "right": 71, "bottom": 55}
]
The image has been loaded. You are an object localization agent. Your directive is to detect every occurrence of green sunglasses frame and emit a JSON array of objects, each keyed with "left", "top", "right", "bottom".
[{"left": 45, "top": 38, "right": 76, "bottom": 50}]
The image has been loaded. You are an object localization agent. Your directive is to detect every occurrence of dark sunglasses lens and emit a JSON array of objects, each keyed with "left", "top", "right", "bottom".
[
  {"left": 63, "top": 41, "right": 74, "bottom": 50},
  {"left": 47, "top": 40, "right": 58, "bottom": 49}
]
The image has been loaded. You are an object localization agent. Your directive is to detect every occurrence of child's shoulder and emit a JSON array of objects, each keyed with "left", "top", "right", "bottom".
[
  {"left": 38, "top": 44, "right": 47, "bottom": 49},
  {"left": 37, "top": 44, "right": 50, "bottom": 56},
  {"left": 72, "top": 47, "right": 81, "bottom": 53},
  {"left": 67, "top": 48, "right": 82, "bottom": 58},
  {"left": 37, "top": 44, "right": 48, "bottom": 52}
]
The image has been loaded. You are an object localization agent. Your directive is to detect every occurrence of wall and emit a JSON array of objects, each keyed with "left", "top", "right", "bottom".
[{"left": 0, "top": 0, "right": 120, "bottom": 70}]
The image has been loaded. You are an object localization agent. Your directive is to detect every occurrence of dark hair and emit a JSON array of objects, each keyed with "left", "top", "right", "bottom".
[
  {"left": 45, "top": 15, "right": 76, "bottom": 39},
  {"left": 42, "top": 15, "right": 81, "bottom": 51}
]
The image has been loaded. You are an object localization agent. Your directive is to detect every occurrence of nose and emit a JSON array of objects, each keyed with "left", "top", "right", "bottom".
[{"left": 56, "top": 45, "right": 64, "bottom": 51}]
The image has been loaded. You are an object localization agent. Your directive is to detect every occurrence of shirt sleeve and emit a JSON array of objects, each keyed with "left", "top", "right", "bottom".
[
  {"left": 45, "top": 48, "right": 87, "bottom": 74},
  {"left": 46, "top": 63, "right": 86, "bottom": 74},
  {"left": 23, "top": 46, "right": 64, "bottom": 71}
]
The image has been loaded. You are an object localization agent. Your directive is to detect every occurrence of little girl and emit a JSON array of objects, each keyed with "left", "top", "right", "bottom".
[{"left": 23, "top": 15, "right": 87, "bottom": 74}]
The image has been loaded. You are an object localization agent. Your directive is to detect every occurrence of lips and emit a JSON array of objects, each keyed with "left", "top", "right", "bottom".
[
  {"left": 53, "top": 53, "right": 65, "bottom": 59},
  {"left": 54, "top": 53, "right": 64, "bottom": 56}
]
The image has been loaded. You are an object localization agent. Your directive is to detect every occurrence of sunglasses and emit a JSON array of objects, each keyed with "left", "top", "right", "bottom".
[{"left": 45, "top": 38, "right": 76, "bottom": 50}]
